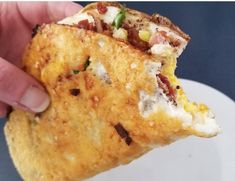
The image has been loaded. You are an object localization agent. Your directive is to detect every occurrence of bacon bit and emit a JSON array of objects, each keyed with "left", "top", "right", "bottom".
[
  {"left": 114, "top": 123, "right": 132, "bottom": 145},
  {"left": 102, "top": 21, "right": 112, "bottom": 36},
  {"left": 125, "top": 25, "right": 149, "bottom": 51},
  {"left": 84, "top": 74, "right": 93, "bottom": 90},
  {"left": 32, "top": 24, "right": 40, "bottom": 38},
  {"left": 149, "top": 31, "right": 167, "bottom": 46},
  {"left": 77, "top": 19, "right": 96, "bottom": 31},
  {"left": 69, "top": 88, "right": 80, "bottom": 96},
  {"left": 159, "top": 31, "right": 168, "bottom": 39},
  {"left": 170, "top": 39, "right": 181, "bottom": 47},
  {"left": 97, "top": 2, "right": 107, "bottom": 14},
  {"left": 94, "top": 17, "right": 103, "bottom": 33},
  {"left": 87, "top": 11, "right": 103, "bottom": 33},
  {"left": 157, "top": 74, "right": 176, "bottom": 102}
]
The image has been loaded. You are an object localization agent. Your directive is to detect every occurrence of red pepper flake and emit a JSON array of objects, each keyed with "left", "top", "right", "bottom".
[
  {"left": 157, "top": 74, "right": 176, "bottom": 102},
  {"left": 126, "top": 26, "right": 149, "bottom": 51},
  {"left": 77, "top": 19, "right": 96, "bottom": 31},
  {"left": 69, "top": 88, "right": 80, "bottom": 96},
  {"left": 114, "top": 123, "right": 132, "bottom": 145},
  {"left": 97, "top": 2, "right": 107, "bottom": 14}
]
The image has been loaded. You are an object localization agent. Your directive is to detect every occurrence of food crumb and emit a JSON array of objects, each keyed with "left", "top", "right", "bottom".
[{"left": 69, "top": 88, "right": 80, "bottom": 96}]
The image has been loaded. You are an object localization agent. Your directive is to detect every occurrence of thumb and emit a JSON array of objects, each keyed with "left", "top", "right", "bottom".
[{"left": 0, "top": 57, "right": 50, "bottom": 113}]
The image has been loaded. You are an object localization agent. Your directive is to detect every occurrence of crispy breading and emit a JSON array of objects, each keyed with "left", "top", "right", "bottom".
[{"left": 5, "top": 23, "right": 219, "bottom": 181}]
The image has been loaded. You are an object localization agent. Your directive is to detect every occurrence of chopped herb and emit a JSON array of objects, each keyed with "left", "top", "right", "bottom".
[
  {"left": 72, "top": 70, "right": 80, "bottom": 74},
  {"left": 114, "top": 123, "right": 129, "bottom": 138},
  {"left": 83, "top": 59, "right": 91, "bottom": 71},
  {"left": 125, "top": 136, "right": 132, "bottom": 145},
  {"left": 32, "top": 24, "right": 40, "bottom": 38},
  {"left": 69, "top": 88, "right": 80, "bottom": 96},
  {"left": 114, "top": 123, "right": 132, "bottom": 145},
  {"left": 112, "top": 8, "right": 126, "bottom": 29},
  {"left": 72, "top": 57, "right": 91, "bottom": 75}
]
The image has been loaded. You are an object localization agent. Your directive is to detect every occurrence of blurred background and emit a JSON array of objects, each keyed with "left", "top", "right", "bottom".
[{"left": 1, "top": 2, "right": 235, "bottom": 180}]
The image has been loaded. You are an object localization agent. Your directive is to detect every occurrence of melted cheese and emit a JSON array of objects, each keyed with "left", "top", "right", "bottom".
[
  {"left": 101, "top": 6, "right": 120, "bottom": 24},
  {"left": 144, "top": 61, "right": 161, "bottom": 77},
  {"left": 138, "top": 90, "right": 193, "bottom": 127},
  {"left": 58, "top": 13, "right": 94, "bottom": 25},
  {"left": 151, "top": 44, "right": 172, "bottom": 55},
  {"left": 193, "top": 112, "right": 221, "bottom": 136},
  {"left": 93, "top": 62, "right": 111, "bottom": 84}
]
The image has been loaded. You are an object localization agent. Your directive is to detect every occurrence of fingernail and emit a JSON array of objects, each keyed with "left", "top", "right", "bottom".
[{"left": 19, "top": 86, "right": 50, "bottom": 112}]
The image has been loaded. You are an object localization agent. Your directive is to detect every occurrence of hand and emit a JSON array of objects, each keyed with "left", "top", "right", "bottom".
[{"left": 0, "top": 2, "right": 82, "bottom": 117}]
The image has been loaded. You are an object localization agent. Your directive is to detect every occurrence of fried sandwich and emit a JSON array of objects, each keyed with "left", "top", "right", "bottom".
[{"left": 5, "top": 2, "right": 220, "bottom": 181}]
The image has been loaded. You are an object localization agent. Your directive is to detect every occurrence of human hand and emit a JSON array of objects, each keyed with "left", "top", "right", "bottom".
[{"left": 0, "top": 2, "right": 82, "bottom": 117}]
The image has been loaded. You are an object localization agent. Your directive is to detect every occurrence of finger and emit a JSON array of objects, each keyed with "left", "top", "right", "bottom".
[
  {"left": 0, "top": 102, "right": 7, "bottom": 118},
  {"left": 0, "top": 57, "right": 50, "bottom": 113},
  {"left": 17, "top": 2, "right": 83, "bottom": 25}
]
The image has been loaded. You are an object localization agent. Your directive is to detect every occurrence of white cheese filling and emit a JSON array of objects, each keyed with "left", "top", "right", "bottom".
[
  {"left": 193, "top": 112, "right": 221, "bottom": 136},
  {"left": 138, "top": 90, "right": 193, "bottom": 127},
  {"left": 100, "top": 6, "right": 120, "bottom": 24},
  {"left": 93, "top": 62, "right": 111, "bottom": 84},
  {"left": 138, "top": 61, "right": 219, "bottom": 136},
  {"left": 138, "top": 89, "right": 220, "bottom": 136},
  {"left": 148, "top": 22, "right": 186, "bottom": 57},
  {"left": 144, "top": 61, "right": 161, "bottom": 77},
  {"left": 58, "top": 12, "right": 94, "bottom": 25},
  {"left": 151, "top": 44, "right": 172, "bottom": 55},
  {"left": 113, "top": 28, "right": 128, "bottom": 40}
]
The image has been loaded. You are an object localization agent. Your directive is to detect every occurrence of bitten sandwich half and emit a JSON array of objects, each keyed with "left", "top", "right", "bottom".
[{"left": 5, "top": 2, "right": 220, "bottom": 181}]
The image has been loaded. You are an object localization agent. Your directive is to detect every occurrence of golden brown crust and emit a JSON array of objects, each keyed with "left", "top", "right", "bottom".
[
  {"left": 81, "top": 2, "right": 190, "bottom": 41},
  {"left": 5, "top": 24, "right": 191, "bottom": 181}
]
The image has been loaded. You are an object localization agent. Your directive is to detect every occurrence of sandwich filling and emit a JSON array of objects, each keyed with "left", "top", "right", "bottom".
[
  {"left": 58, "top": 2, "right": 188, "bottom": 57},
  {"left": 57, "top": 3, "right": 220, "bottom": 137}
]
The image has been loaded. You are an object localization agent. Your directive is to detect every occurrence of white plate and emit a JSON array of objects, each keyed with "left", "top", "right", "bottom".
[{"left": 88, "top": 79, "right": 235, "bottom": 181}]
